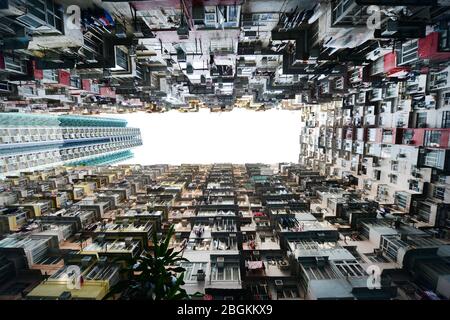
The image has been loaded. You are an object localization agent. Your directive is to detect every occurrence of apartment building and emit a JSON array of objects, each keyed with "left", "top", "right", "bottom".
[
  {"left": 0, "top": 113, "right": 142, "bottom": 177},
  {"left": 0, "top": 0, "right": 449, "bottom": 302},
  {"left": 296, "top": 6, "right": 450, "bottom": 230},
  {"left": 0, "top": 164, "right": 446, "bottom": 300}
]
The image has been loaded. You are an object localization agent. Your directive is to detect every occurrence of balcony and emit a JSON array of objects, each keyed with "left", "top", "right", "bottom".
[
  {"left": 242, "top": 232, "right": 280, "bottom": 251},
  {"left": 245, "top": 254, "right": 291, "bottom": 278},
  {"left": 401, "top": 129, "right": 450, "bottom": 148},
  {"left": 420, "top": 148, "right": 450, "bottom": 172}
]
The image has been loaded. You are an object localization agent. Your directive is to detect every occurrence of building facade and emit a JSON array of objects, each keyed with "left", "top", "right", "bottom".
[
  {"left": 0, "top": 164, "right": 448, "bottom": 300},
  {"left": 0, "top": 113, "right": 142, "bottom": 177}
]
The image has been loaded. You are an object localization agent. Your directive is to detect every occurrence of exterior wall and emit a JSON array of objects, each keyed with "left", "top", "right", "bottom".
[{"left": 0, "top": 114, "right": 142, "bottom": 177}]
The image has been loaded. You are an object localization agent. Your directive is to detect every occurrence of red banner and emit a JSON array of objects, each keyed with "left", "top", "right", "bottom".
[
  {"left": 99, "top": 86, "right": 116, "bottom": 98},
  {"left": 58, "top": 70, "right": 70, "bottom": 86},
  {"left": 82, "top": 79, "right": 91, "bottom": 92},
  {"left": 32, "top": 60, "right": 43, "bottom": 80}
]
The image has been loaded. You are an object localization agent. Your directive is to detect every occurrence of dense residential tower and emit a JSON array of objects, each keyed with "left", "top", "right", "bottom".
[
  {"left": 0, "top": 164, "right": 448, "bottom": 300},
  {"left": 0, "top": 0, "right": 449, "bottom": 302},
  {"left": 0, "top": 113, "right": 142, "bottom": 177}
]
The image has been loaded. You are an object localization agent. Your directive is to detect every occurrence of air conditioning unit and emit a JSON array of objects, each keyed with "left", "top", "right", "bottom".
[
  {"left": 315, "top": 257, "right": 326, "bottom": 267},
  {"left": 124, "top": 237, "right": 133, "bottom": 247},
  {"left": 16, "top": 12, "right": 51, "bottom": 31},
  {"left": 58, "top": 291, "right": 72, "bottom": 300},
  {"left": 442, "top": 91, "right": 450, "bottom": 107},
  {"left": 274, "top": 279, "right": 283, "bottom": 288},
  {"left": 244, "top": 31, "right": 257, "bottom": 39},
  {"left": 97, "top": 234, "right": 106, "bottom": 243},
  {"left": 196, "top": 269, "right": 205, "bottom": 281},
  {"left": 278, "top": 260, "right": 290, "bottom": 271},
  {"left": 177, "top": 26, "right": 189, "bottom": 39},
  {"left": 81, "top": 256, "right": 93, "bottom": 267},
  {"left": 0, "top": 0, "right": 27, "bottom": 16},
  {"left": 98, "top": 256, "right": 108, "bottom": 266},
  {"left": 186, "top": 63, "right": 193, "bottom": 74}
]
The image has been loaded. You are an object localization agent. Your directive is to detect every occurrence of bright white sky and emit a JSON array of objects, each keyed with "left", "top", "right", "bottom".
[{"left": 100, "top": 108, "right": 301, "bottom": 165}]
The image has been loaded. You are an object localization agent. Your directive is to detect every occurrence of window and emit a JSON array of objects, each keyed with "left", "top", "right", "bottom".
[
  {"left": 442, "top": 111, "right": 450, "bottom": 128},
  {"left": 438, "top": 175, "right": 447, "bottom": 184},
  {"left": 377, "top": 185, "right": 388, "bottom": 199},
  {"left": 409, "top": 179, "right": 419, "bottom": 192},
  {"left": 381, "top": 236, "right": 406, "bottom": 261},
  {"left": 115, "top": 48, "right": 129, "bottom": 70},
  {"left": 204, "top": 6, "right": 216, "bottom": 25},
  {"left": 433, "top": 186, "right": 446, "bottom": 201},
  {"left": 424, "top": 150, "right": 442, "bottom": 168},
  {"left": 212, "top": 236, "right": 237, "bottom": 250},
  {"left": 394, "top": 192, "right": 408, "bottom": 209},
  {"left": 24, "top": 0, "right": 63, "bottom": 32},
  {"left": 368, "top": 129, "right": 377, "bottom": 142},
  {"left": 210, "top": 263, "right": 240, "bottom": 281},
  {"left": 416, "top": 202, "right": 432, "bottom": 222},
  {"left": 253, "top": 13, "right": 277, "bottom": 22},
  {"left": 390, "top": 174, "right": 398, "bottom": 184},
  {"left": 439, "top": 25, "right": 450, "bottom": 51},
  {"left": 391, "top": 161, "right": 398, "bottom": 172},
  {"left": 416, "top": 112, "right": 427, "bottom": 128},
  {"left": 227, "top": 5, "right": 238, "bottom": 22},
  {"left": 400, "top": 40, "right": 419, "bottom": 65},
  {"left": 382, "top": 130, "right": 393, "bottom": 143},
  {"left": 179, "top": 262, "right": 207, "bottom": 281},
  {"left": 4, "top": 55, "right": 27, "bottom": 74},
  {"left": 402, "top": 129, "right": 414, "bottom": 144},
  {"left": 424, "top": 130, "right": 442, "bottom": 147}
]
